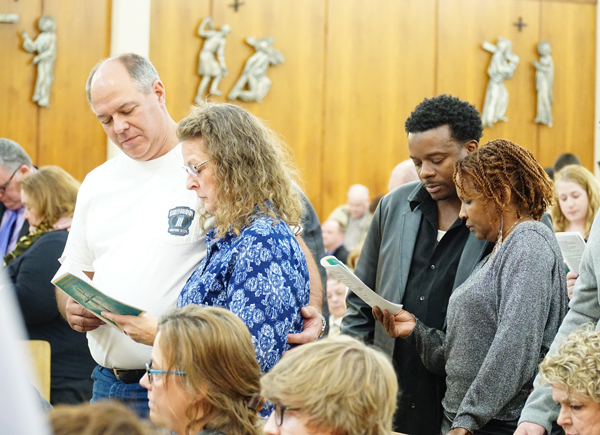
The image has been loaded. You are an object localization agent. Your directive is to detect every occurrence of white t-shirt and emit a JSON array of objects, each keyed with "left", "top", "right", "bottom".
[{"left": 58, "top": 144, "right": 206, "bottom": 369}]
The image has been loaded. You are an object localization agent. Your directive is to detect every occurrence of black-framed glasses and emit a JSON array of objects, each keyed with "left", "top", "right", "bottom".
[
  {"left": 0, "top": 168, "right": 19, "bottom": 194},
  {"left": 272, "top": 403, "right": 301, "bottom": 426},
  {"left": 145, "top": 362, "right": 186, "bottom": 384},
  {"left": 183, "top": 159, "right": 211, "bottom": 176}
]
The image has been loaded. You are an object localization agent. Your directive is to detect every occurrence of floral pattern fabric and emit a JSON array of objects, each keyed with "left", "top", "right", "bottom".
[{"left": 177, "top": 214, "right": 310, "bottom": 373}]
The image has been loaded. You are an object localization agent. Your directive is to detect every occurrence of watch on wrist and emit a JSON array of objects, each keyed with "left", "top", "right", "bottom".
[{"left": 317, "top": 312, "right": 326, "bottom": 338}]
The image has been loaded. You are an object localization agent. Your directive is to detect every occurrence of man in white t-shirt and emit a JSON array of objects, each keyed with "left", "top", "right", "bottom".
[
  {"left": 55, "top": 53, "right": 205, "bottom": 417},
  {"left": 56, "top": 53, "right": 323, "bottom": 417}
]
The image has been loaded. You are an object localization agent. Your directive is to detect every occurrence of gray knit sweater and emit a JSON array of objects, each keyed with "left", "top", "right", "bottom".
[{"left": 406, "top": 221, "right": 568, "bottom": 433}]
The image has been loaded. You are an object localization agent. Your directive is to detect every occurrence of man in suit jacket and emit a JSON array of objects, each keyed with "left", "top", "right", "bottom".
[
  {"left": 0, "top": 139, "right": 35, "bottom": 256},
  {"left": 342, "top": 95, "right": 493, "bottom": 435}
]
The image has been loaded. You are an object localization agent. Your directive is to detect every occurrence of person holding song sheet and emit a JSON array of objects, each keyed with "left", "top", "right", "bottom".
[
  {"left": 375, "top": 139, "right": 568, "bottom": 435},
  {"left": 552, "top": 164, "right": 600, "bottom": 241}
]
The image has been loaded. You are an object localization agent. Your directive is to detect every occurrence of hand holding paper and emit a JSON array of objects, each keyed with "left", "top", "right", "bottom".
[
  {"left": 65, "top": 297, "right": 105, "bottom": 333},
  {"left": 373, "top": 306, "right": 416, "bottom": 338},
  {"left": 102, "top": 311, "right": 158, "bottom": 345}
]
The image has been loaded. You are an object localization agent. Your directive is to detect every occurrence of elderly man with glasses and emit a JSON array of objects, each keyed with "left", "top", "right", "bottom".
[{"left": 0, "top": 138, "right": 35, "bottom": 256}]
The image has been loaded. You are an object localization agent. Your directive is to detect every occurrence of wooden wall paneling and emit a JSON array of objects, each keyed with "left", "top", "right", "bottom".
[
  {"left": 37, "top": 0, "right": 111, "bottom": 182},
  {"left": 212, "top": 0, "right": 327, "bottom": 216},
  {"left": 322, "top": 0, "right": 436, "bottom": 219},
  {"left": 0, "top": 0, "right": 42, "bottom": 162},
  {"left": 437, "top": 0, "right": 540, "bottom": 156},
  {"left": 540, "top": 0, "right": 596, "bottom": 4},
  {"left": 150, "top": 0, "right": 211, "bottom": 123},
  {"left": 150, "top": 0, "right": 327, "bottom": 215},
  {"left": 538, "top": 1, "right": 596, "bottom": 171}
]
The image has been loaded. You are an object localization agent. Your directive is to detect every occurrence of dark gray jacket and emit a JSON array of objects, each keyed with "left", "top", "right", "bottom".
[{"left": 341, "top": 181, "right": 489, "bottom": 355}]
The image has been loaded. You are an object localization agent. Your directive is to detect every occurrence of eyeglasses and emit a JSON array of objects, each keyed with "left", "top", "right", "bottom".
[
  {"left": 272, "top": 403, "right": 301, "bottom": 427},
  {"left": 145, "top": 362, "right": 186, "bottom": 384},
  {"left": 183, "top": 159, "right": 211, "bottom": 176},
  {"left": 0, "top": 168, "right": 19, "bottom": 194}
]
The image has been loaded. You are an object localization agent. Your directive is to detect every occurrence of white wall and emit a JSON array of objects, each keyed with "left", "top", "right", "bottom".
[{"left": 105, "top": 0, "right": 152, "bottom": 159}]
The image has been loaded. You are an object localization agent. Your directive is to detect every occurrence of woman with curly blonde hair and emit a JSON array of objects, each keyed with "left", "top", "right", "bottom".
[
  {"left": 103, "top": 103, "right": 310, "bottom": 379},
  {"left": 540, "top": 327, "right": 600, "bottom": 435},
  {"left": 174, "top": 103, "right": 309, "bottom": 375},
  {"left": 552, "top": 164, "right": 600, "bottom": 240}
]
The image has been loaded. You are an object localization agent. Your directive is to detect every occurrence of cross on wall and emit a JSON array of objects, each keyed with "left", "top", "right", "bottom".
[
  {"left": 513, "top": 16, "right": 527, "bottom": 32},
  {"left": 229, "top": 0, "right": 245, "bottom": 12}
]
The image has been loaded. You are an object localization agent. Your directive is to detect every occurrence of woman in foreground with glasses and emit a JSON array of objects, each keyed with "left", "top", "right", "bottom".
[
  {"left": 140, "top": 305, "right": 263, "bottom": 435},
  {"left": 261, "top": 335, "right": 398, "bottom": 435}
]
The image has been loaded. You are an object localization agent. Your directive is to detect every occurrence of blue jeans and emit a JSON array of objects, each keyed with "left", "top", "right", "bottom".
[{"left": 91, "top": 366, "right": 149, "bottom": 418}]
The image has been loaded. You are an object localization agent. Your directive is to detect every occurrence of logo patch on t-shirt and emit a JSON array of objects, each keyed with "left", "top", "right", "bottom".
[{"left": 167, "top": 207, "right": 195, "bottom": 236}]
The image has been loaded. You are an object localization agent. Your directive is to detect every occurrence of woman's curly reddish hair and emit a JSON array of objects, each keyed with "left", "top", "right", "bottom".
[{"left": 453, "top": 138, "right": 554, "bottom": 221}]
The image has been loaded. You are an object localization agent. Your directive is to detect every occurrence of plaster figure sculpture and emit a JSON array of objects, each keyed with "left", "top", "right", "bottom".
[
  {"left": 228, "top": 37, "right": 285, "bottom": 103},
  {"left": 22, "top": 15, "right": 56, "bottom": 108},
  {"left": 194, "top": 16, "right": 231, "bottom": 102},
  {"left": 533, "top": 41, "right": 554, "bottom": 127},
  {"left": 481, "top": 37, "right": 520, "bottom": 128}
]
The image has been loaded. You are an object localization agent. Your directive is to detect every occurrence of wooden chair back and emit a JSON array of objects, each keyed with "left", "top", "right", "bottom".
[{"left": 26, "top": 340, "right": 51, "bottom": 402}]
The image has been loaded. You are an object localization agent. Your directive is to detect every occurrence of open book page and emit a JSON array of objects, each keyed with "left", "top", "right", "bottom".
[
  {"left": 320, "top": 255, "right": 403, "bottom": 314},
  {"left": 52, "top": 263, "right": 145, "bottom": 330},
  {"left": 555, "top": 232, "right": 586, "bottom": 274}
]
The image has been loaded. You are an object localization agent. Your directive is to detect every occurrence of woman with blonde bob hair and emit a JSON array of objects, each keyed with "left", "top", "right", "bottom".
[
  {"left": 107, "top": 103, "right": 310, "bottom": 377},
  {"left": 17, "top": 165, "right": 80, "bottom": 233},
  {"left": 261, "top": 335, "right": 398, "bottom": 435},
  {"left": 540, "top": 326, "right": 600, "bottom": 435},
  {"left": 140, "top": 305, "right": 263, "bottom": 435},
  {"left": 6, "top": 166, "right": 96, "bottom": 405},
  {"left": 552, "top": 164, "right": 600, "bottom": 240}
]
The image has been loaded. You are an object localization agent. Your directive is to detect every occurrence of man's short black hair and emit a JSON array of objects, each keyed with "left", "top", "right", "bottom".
[
  {"left": 405, "top": 94, "right": 483, "bottom": 143},
  {"left": 554, "top": 153, "right": 581, "bottom": 172}
]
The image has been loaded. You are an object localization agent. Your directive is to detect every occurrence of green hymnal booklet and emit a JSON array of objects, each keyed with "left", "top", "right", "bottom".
[{"left": 53, "top": 273, "right": 145, "bottom": 330}]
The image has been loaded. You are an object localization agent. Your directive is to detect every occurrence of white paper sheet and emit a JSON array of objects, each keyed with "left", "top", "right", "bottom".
[
  {"left": 320, "top": 256, "right": 403, "bottom": 314},
  {"left": 555, "top": 231, "right": 586, "bottom": 274}
]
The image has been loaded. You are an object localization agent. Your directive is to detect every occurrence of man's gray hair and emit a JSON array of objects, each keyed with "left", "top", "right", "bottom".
[
  {"left": 85, "top": 53, "right": 160, "bottom": 105},
  {"left": 0, "top": 139, "right": 33, "bottom": 171}
]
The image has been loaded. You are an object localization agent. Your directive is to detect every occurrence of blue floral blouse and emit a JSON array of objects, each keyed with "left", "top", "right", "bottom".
[{"left": 177, "top": 213, "right": 310, "bottom": 373}]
